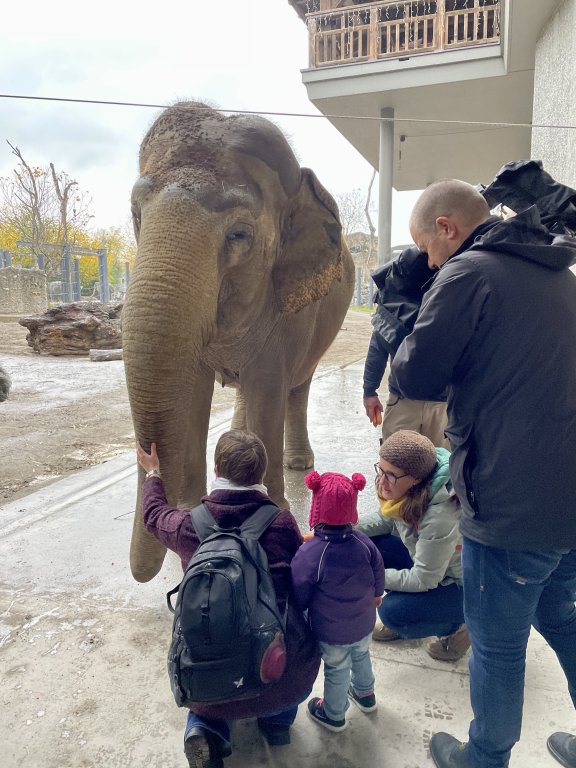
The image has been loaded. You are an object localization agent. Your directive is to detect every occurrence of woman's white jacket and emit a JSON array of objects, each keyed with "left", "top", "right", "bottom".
[{"left": 357, "top": 448, "right": 463, "bottom": 592}]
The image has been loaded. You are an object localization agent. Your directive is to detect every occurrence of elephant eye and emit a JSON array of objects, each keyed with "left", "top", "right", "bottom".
[
  {"left": 226, "top": 225, "right": 253, "bottom": 244},
  {"left": 131, "top": 207, "right": 141, "bottom": 241}
]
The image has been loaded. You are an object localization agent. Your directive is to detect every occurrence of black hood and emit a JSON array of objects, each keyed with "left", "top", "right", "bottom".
[
  {"left": 469, "top": 207, "right": 576, "bottom": 271},
  {"left": 372, "top": 245, "right": 433, "bottom": 292}
]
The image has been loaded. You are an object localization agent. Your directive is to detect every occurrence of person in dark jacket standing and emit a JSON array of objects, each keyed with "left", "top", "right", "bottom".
[
  {"left": 390, "top": 179, "right": 576, "bottom": 768},
  {"left": 363, "top": 245, "right": 448, "bottom": 446},
  {"left": 137, "top": 430, "right": 320, "bottom": 768},
  {"left": 291, "top": 470, "right": 384, "bottom": 732}
]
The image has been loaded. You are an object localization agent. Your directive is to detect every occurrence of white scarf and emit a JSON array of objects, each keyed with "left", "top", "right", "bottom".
[{"left": 210, "top": 476, "right": 268, "bottom": 495}]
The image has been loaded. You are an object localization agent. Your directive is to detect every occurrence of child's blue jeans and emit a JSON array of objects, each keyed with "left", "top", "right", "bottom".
[{"left": 318, "top": 632, "right": 375, "bottom": 721}]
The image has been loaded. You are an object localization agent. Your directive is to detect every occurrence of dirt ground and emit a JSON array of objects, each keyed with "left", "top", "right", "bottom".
[{"left": 0, "top": 310, "right": 373, "bottom": 505}]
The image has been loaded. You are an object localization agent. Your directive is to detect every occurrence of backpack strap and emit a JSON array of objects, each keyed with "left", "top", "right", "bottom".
[
  {"left": 239, "top": 504, "right": 281, "bottom": 539},
  {"left": 189, "top": 502, "right": 280, "bottom": 541},
  {"left": 189, "top": 503, "right": 219, "bottom": 542}
]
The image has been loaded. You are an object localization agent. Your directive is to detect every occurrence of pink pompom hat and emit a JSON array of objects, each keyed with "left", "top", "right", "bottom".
[{"left": 305, "top": 470, "right": 366, "bottom": 529}]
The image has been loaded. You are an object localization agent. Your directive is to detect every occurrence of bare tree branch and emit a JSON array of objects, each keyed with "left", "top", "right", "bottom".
[{"left": 362, "top": 170, "right": 377, "bottom": 288}]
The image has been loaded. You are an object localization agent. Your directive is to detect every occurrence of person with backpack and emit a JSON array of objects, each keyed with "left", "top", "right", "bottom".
[
  {"left": 136, "top": 430, "right": 320, "bottom": 768},
  {"left": 290, "top": 470, "right": 385, "bottom": 732}
]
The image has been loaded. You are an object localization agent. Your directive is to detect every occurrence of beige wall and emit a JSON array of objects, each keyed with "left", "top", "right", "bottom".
[
  {"left": 0, "top": 267, "right": 48, "bottom": 314},
  {"left": 531, "top": 0, "right": 576, "bottom": 188}
]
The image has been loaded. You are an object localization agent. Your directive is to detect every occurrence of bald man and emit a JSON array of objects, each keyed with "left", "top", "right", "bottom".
[{"left": 390, "top": 180, "right": 576, "bottom": 768}]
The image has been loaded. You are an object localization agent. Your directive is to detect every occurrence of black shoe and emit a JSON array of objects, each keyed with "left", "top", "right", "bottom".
[
  {"left": 547, "top": 732, "right": 576, "bottom": 768},
  {"left": 184, "top": 727, "right": 224, "bottom": 768},
  {"left": 347, "top": 686, "right": 377, "bottom": 713},
  {"left": 257, "top": 719, "right": 291, "bottom": 746},
  {"left": 307, "top": 697, "right": 347, "bottom": 732},
  {"left": 429, "top": 732, "right": 471, "bottom": 768}
]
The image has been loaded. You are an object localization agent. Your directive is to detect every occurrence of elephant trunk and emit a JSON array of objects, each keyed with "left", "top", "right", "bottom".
[{"left": 123, "top": 195, "right": 218, "bottom": 582}]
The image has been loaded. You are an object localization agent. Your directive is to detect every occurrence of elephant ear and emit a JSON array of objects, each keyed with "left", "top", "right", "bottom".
[{"left": 273, "top": 168, "right": 344, "bottom": 314}]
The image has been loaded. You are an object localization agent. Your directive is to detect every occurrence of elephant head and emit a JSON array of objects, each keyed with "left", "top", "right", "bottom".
[{"left": 123, "top": 101, "right": 353, "bottom": 582}]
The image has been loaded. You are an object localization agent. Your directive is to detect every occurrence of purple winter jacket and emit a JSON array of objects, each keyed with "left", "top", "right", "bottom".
[
  {"left": 142, "top": 476, "right": 320, "bottom": 721},
  {"left": 291, "top": 526, "right": 385, "bottom": 645}
]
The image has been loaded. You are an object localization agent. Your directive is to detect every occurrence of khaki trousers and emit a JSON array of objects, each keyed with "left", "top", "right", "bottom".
[{"left": 381, "top": 394, "right": 449, "bottom": 449}]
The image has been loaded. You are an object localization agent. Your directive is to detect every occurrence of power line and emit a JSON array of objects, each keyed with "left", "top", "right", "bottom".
[{"left": 1, "top": 92, "right": 576, "bottom": 132}]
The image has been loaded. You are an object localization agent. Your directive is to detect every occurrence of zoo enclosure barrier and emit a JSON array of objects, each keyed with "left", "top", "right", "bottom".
[{"left": 8, "top": 242, "right": 130, "bottom": 304}]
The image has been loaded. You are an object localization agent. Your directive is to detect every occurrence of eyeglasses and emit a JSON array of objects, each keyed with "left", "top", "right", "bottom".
[{"left": 374, "top": 463, "right": 410, "bottom": 486}]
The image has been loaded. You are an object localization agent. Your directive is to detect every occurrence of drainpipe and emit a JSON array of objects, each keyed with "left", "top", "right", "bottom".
[{"left": 378, "top": 107, "right": 394, "bottom": 266}]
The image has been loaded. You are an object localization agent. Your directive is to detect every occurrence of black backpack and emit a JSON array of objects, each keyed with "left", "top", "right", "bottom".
[{"left": 166, "top": 502, "right": 287, "bottom": 706}]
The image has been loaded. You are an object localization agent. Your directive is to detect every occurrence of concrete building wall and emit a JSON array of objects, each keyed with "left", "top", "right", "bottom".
[
  {"left": 0, "top": 267, "right": 48, "bottom": 314},
  {"left": 531, "top": 0, "right": 576, "bottom": 187}
]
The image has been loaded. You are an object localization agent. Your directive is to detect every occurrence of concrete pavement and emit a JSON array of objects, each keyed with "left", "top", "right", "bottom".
[{"left": 1, "top": 362, "right": 574, "bottom": 768}]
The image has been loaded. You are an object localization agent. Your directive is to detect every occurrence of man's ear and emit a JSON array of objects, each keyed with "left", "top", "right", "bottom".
[{"left": 436, "top": 216, "right": 459, "bottom": 239}]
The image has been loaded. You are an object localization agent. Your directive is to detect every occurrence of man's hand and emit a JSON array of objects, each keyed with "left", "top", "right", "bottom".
[
  {"left": 136, "top": 441, "right": 160, "bottom": 473},
  {"left": 374, "top": 595, "right": 383, "bottom": 608},
  {"left": 363, "top": 395, "right": 383, "bottom": 426}
]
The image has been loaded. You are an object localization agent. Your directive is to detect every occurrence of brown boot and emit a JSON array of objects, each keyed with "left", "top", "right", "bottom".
[
  {"left": 426, "top": 624, "right": 470, "bottom": 662},
  {"left": 372, "top": 622, "right": 401, "bottom": 641}
]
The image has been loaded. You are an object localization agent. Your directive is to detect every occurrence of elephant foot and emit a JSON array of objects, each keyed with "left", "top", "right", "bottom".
[{"left": 283, "top": 449, "right": 314, "bottom": 471}]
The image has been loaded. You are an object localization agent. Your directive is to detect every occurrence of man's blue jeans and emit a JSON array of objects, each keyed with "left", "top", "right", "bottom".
[
  {"left": 462, "top": 537, "right": 576, "bottom": 768},
  {"left": 318, "top": 632, "right": 375, "bottom": 721}
]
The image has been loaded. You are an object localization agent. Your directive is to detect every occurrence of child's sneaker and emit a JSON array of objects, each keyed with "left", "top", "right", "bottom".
[
  {"left": 347, "top": 686, "right": 377, "bottom": 713},
  {"left": 307, "top": 697, "right": 347, "bottom": 732}
]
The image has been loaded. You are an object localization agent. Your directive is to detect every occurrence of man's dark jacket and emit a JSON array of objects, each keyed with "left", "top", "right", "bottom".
[
  {"left": 391, "top": 208, "right": 576, "bottom": 551},
  {"left": 363, "top": 246, "right": 435, "bottom": 397}
]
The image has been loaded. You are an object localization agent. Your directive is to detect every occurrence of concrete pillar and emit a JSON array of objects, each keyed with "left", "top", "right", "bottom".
[
  {"left": 37, "top": 253, "right": 46, "bottom": 271},
  {"left": 378, "top": 107, "right": 394, "bottom": 266},
  {"left": 72, "top": 258, "right": 81, "bottom": 301},
  {"left": 61, "top": 245, "right": 73, "bottom": 302},
  {"left": 97, "top": 249, "right": 110, "bottom": 303},
  {"left": 355, "top": 266, "right": 362, "bottom": 306}
]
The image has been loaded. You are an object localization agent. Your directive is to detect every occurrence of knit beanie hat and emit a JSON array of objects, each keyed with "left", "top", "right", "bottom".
[
  {"left": 305, "top": 470, "right": 366, "bottom": 528},
  {"left": 380, "top": 430, "right": 437, "bottom": 481}
]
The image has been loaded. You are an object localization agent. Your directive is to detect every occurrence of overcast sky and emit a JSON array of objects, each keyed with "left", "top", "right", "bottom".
[{"left": 0, "top": 0, "right": 421, "bottom": 243}]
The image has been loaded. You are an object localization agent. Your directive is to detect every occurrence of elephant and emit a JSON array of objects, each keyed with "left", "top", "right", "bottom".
[{"left": 123, "top": 101, "right": 355, "bottom": 583}]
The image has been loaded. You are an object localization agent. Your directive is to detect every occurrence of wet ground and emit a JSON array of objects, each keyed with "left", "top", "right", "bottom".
[
  {"left": 0, "top": 311, "right": 371, "bottom": 504},
  {"left": 1, "top": 359, "right": 574, "bottom": 768}
]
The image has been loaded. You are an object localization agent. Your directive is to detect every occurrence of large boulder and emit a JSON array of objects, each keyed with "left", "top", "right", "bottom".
[{"left": 19, "top": 301, "right": 123, "bottom": 356}]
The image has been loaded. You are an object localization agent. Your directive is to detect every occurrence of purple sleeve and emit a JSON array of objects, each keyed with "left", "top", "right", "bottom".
[
  {"left": 141, "top": 476, "right": 191, "bottom": 557},
  {"left": 354, "top": 530, "right": 385, "bottom": 595},
  {"left": 370, "top": 539, "right": 385, "bottom": 595},
  {"left": 290, "top": 542, "right": 318, "bottom": 612}
]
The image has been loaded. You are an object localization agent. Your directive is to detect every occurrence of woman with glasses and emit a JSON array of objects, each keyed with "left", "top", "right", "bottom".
[{"left": 357, "top": 429, "right": 468, "bottom": 662}]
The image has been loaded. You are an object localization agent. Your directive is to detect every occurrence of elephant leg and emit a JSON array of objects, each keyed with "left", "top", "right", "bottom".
[
  {"left": 231, "top": 389, "right": 247, "bottom": 431},
  {"left": 241, "top": 370, "right": 288, "bottom": 508},
  {"left": 284, "top": 376, "right": 315, "bottom": 470},
  {"left": 178, "top": 364, "right": 215, "bottom": 507}
]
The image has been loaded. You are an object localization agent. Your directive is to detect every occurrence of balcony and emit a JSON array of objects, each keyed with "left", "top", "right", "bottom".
[{"left": 304, "top": 0, "right": 501, "bottom": 68}]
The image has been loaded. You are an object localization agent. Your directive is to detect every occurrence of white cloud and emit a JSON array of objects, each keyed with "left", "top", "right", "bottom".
[{"left": 0, "top": 0, "right": 418, "bottom": 245}]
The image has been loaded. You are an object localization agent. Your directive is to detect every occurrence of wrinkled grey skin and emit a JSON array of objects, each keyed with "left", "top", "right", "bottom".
[{"left": 123, "top": 101, "right": 354, "bottom": 582}]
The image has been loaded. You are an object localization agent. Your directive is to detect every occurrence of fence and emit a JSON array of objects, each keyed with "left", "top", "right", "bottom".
[{"left": 307, "top": 0, "right": 501, "bottom": 67}]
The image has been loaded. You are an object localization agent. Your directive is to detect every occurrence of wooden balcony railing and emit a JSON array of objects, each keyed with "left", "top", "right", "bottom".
[{"left": 305, "top": 0, "right": 501, "bottom": 67}]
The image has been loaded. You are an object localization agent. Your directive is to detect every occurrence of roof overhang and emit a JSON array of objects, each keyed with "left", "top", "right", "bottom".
[{"left": 291, "top": 0, "right": 563, "bottom": 189}]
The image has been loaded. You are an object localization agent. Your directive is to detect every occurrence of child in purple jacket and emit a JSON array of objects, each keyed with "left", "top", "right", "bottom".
[{"left": 291, "top": 470, "right": 385, "bottom": 732}]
